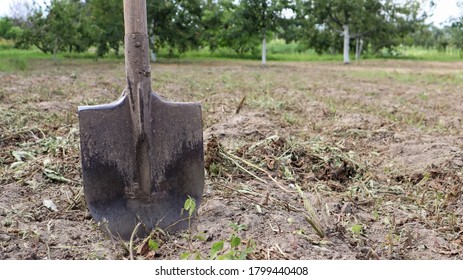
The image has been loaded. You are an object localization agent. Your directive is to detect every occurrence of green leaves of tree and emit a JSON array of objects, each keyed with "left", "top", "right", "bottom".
[
  {"left": 147, "top": 0, "right": 203, "bottom": 57},
  {"left": 2, "top": 0, "right": 429, "bottom": 58},
  {"left": 295, "top": 0, "right": 426, "bottom": 55},
  {"left": 15, "top": 0, "right": 95, "bottom": 56}
]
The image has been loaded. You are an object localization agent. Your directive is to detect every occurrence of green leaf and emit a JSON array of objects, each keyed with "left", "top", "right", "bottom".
[
  {"left": 180, "top": 252, "right": 191, "bottom": 260},
  {"left": 193, "top": 234, "right": 207, "bottom": 242},
  {"left": 351, "top": 224, "right": 363, "bottom": 235},
  {"left": 230, "top": 236, "right": 241, "bottom": 248},
  {"left": 238, "top": 251, "right": 248, "bottom": 260},
  {"left": 212, "top": 241, "right": 224, "bottom": 251},
  {"left": 148, "top": 239, "right": 159, "bottom": 251},
  {"left": 183, "top": 196, "right": 196, "bottom": 217},
  {"left": 217, "top": 253, "right": 233, "bottom": 260},
  {"left": 210, "top": 241, "right": 224, "bottom": 259}
]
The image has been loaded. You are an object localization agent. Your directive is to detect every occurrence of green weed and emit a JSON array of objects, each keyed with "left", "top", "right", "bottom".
[
  {"left": 178, "top": 198, "right": 255, "bottom": 260},
  {"left": 180, "top": 222, "right": 256, "bottom": 260}
]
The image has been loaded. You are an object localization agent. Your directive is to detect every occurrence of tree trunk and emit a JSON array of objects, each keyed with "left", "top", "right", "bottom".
[
  {"left": 343, "top": 24, "right": 350, "bottom": 64},
  {"left": 262, "top": 34, "right": 267, "bottom": 66},
  {"left": 358, "top": 38, "right": 364, "bottom": 60}
]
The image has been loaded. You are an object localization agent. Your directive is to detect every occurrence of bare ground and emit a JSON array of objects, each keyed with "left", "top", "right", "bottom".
[{"left": 0, "top": 59, "right": 462, "bottom": 260}]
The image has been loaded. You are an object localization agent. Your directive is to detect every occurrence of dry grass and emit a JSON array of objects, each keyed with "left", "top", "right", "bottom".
[{"left": 1, "top": 59, "right": 462, "bottom": 260}]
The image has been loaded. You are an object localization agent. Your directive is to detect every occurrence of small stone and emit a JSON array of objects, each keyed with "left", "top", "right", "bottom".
[
  {"left": 70, "top": 232, "right": 81, "bottom": 240},
  {"left": 43, "top": 200, "right": 58, "bottom": 212},
  {"left": 0, "top": 234, "right": 11, "bottom": 242},
  {"left": 453, "top": 159, "right": 463, "bottom": 167}
]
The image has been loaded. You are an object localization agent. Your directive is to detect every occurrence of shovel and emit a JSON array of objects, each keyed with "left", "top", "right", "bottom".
[{"left": 78, "top": 0, "right": 204, "bottom": 240}]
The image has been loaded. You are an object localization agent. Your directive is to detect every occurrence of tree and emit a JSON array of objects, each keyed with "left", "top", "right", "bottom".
[
  {"left": 14, "top": 0, "right": 95, "bottom": 59},
  {"left": 147, "top": 0, "right": 203, "bottom": 58},
  {"left": 0, "top": 17, "right": 14, "bottom": 39},
  {"left": 87, "top": 0, "right": 124, "bottom": 56},
  {"left": 201, "top": 0, "right": 231, "bottom": 53},
  {"left": 236, "top": 0, "right": 290, "bottom": 65},
  {"left": 296, "top": 0, "right": 428, "bottom": 63},
  {"left": 302, "top": 0, "right": 382, "bottom": 63},
  {"left": 448, "top": 21, "right": 463, "bottom": 51}
]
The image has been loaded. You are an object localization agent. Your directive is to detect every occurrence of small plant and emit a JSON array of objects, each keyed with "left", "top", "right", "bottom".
[
  {"left": 134, "top": 227, "right": 165, "bottom": 259},
  {"left": 327, "top": 98, "right": 337, "bottom": 116},
  {"left": 180, "top": 196, "right": 197, "bottom": 250},
  {"left": 350, "top": 224, "right": 364, "bottom": 237},
  {"left": 182, "top": 196, "right": 197, "bottom": 227},
  {"left": 208, "top": 162, "right": 221, "bottom": 177},
  {"left": 283, "top": 112, "right": 298, "bottom": 126},
  {"left": 179, "top": 221, "right": 256, "bottom": 260},
  {"left": 209, "top": 222, "right": 256, "bottom": 260}
]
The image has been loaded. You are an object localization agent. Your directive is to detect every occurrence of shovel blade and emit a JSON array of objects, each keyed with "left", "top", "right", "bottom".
[{"left": 78, "top": 93, "right": 204, "bottom": 240}]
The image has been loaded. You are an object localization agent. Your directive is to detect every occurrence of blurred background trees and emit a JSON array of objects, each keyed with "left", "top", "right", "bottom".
[{"left": 1, "top": 0, "right": 463, "bottom": 61}]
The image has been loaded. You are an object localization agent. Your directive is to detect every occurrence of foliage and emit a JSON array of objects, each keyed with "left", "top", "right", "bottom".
[
  {"left": 180, "top": 222, "right": 256, "bottom": 260},
  {"left": 177, "top": 196, "right": 255, "bottom": 260},
  {"left": 208, "top": 223, "right": 256, "bottom": 260},
  {"left": 448, "top": 20, "right": 463, "bottom": 51},
  {"left": 220, "top": 0, "right": 291, "bottom": 55},
  {"left": 1, "top": 0, "right": 461, "bottom": 60},
  {"left": 217, "top": 0, "right": 259, "bottom": 54},
  {"left": 147, "top": 0, "right": 203, "bottom": 57},
  {"left": 293, "top": 0, "right": 429, "bottom": 55},
  {"left": 13, "top": 0, "right": 95, "bottom": 56},
  {"left": 200, "top": 0, "right": 234, "bottom": 52},
  {"left": 87, "top": 0, "right": 123, "bottom": 56},
  {"left": 0, "top": 17, "right": 14, "bottom": 39}
]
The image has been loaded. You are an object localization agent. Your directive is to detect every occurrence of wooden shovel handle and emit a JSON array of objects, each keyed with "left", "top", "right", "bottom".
[
  {"left": 123, "top": 0, "right": 151, "bottom": 103},
  {"left": 124, "top": 0, "right": 148, "bottom": 35}
]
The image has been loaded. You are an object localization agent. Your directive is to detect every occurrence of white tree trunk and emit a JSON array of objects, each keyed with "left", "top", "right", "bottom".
[
  {"left": 355, "top": 38, "right": 364, "bottom": 60},
  {"left": 343, "top": 24, "right": 350, "bottom": 64},
  {"left": 360, "top": 39, "right": 364, "bottom": 59},
  {"left": 262, "top": 35, "right": 267, "bottom": 66}
]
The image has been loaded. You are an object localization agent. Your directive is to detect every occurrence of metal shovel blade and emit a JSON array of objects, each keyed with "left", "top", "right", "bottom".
[
  {"left": 78, "top": 0, "right": 204, "bottom": 240},
  {"left": 78, "top": 92, "right": 204, "bottom": 240}
]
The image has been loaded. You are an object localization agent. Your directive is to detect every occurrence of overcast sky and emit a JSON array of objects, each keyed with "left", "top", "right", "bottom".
[{"left": 0, "top": 0, "right": 461, "bottom": 26}]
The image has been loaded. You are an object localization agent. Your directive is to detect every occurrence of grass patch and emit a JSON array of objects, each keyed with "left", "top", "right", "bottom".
[
  {"left": 2, "top": 42, "right": 463, "bottom": 66},
  {"left": 0, "top": 47, "right": 124, "bottom": 72},
  {"left": 348, "top": 69, "right": 463, "bottom": 85},
  {"left": 158, "top": 46, "right": 343, "bottom": 62},
  {"left": 0, "top": 58, "right": 28, "bottom": 71},
  {"left": 397, "top": 46, "right": 463, "bottom": 61}
]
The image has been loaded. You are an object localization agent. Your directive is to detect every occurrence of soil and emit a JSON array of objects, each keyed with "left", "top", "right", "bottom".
[{"left": 0, "top": 59, "right": 462, "bottom": 260}]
